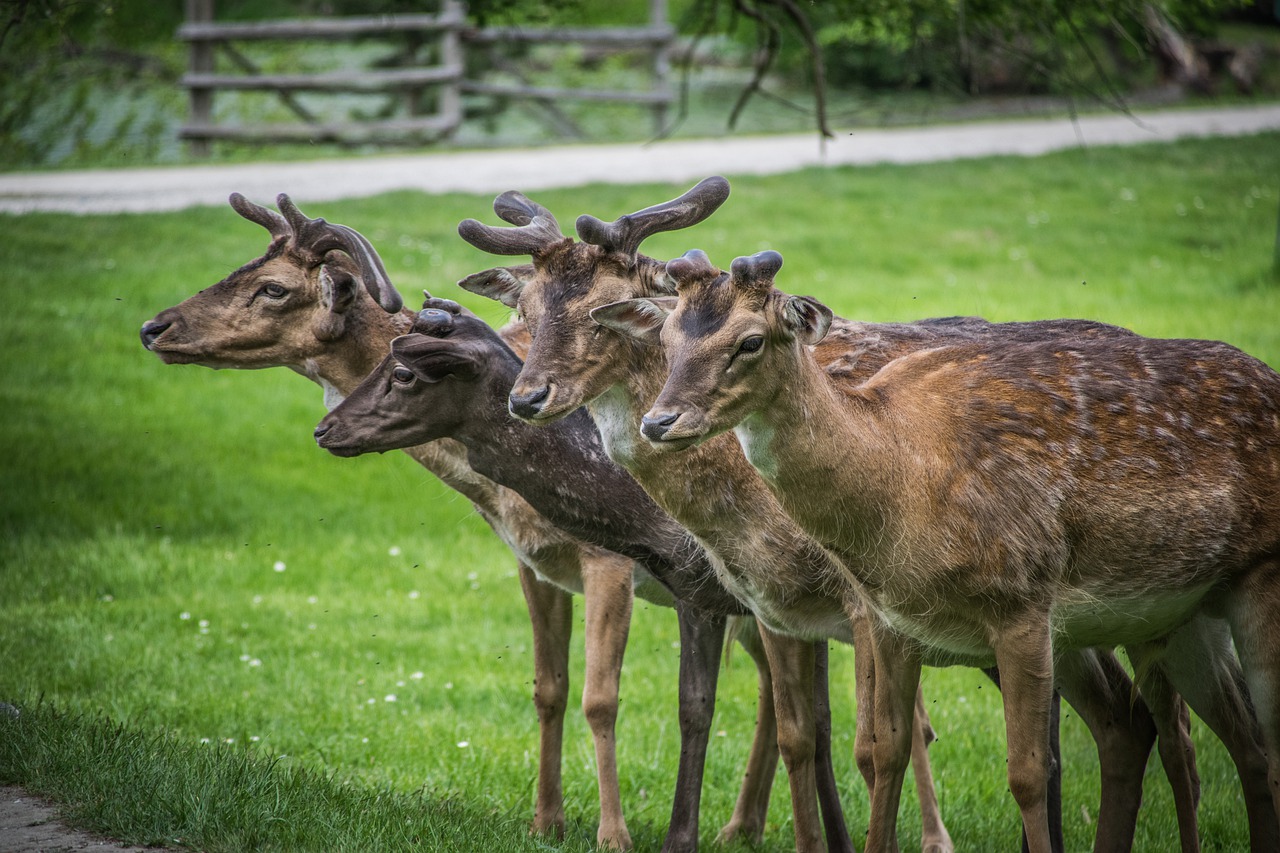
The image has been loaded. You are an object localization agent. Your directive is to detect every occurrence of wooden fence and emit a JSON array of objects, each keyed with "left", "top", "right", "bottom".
[{"left": 179, "top": 0, "right": 674, "bottom": 154}]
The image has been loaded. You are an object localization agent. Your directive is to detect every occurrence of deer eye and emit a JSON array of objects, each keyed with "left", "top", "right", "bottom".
[
  {"left": 261, "top": 283, "right": 287, "bottom": 299},
  {"left": 391, "top": 366, "right": 415, "bottom": 384},
  {"left": 736, "top": 336, "right": 764, "bottom": 356}
]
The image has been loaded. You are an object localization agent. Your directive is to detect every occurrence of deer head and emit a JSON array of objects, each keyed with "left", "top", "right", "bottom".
[
  {"left": 598, "top": 248, "right": 832, "bottom": 450},
  {"left": 140, "top": 193, "right": 403, "bottom": 373},
  {"left": 314, "top": 298, "right": 520, "bottom": 456},
  {"left": 455, "top": 177, "right": 731, "bottom": 423}
]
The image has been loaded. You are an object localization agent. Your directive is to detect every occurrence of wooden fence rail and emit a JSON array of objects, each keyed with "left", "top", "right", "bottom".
[{"left": 179, "top": 0, "right": 673, "bottom": 153}]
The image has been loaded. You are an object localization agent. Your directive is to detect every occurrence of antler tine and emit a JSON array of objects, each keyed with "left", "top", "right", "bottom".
[
  {"left": 229, "top": 192, "right": 291, "bottom": 241},
  {"left": 458, "top": 191, "right": 566, "bottom": 257},
  {"left": 274, "top": 193, "right": 404, "bottom": 314},
  {"left": 575, "top": 176, "right": 731, "bottom": 258},
  {"left": 730, "top": 250, "right": 784, "bottom": 293},
  {"left": 492, "top": 190, "right": 559, "bottom": 230}
]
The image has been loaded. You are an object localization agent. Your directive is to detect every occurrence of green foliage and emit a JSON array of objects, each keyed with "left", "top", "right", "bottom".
[{"left": 1, "top": 134, "right": 1278, "bottom": 850}]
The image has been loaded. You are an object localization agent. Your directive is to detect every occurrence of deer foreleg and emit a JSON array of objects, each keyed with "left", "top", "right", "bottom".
[
  {"left": 864, "top": 624, "right": 923, "bottom": 853},
  {"left": 758, "top": 627, "right": 824, "bottom": 853},
  {"left": 716, "top": 617, "right": 779, "bottom": 846},
  {"left": 993, "top": 617, "right": 1056, "bottom": 853},
  {"left": 662, "top": 603, "right": 726, "bottom": 853},
  {"left": 518, "top": 562, "right": 573, "bottom": 839},
  {"left": 580, "top": 553, "right": 636, "bottom": 850}
]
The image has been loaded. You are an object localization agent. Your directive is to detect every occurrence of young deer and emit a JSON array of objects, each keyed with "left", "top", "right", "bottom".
[
  {"left": 137, "top": 193, "right": 790, "bottom": 853},
  {"left": 451, "top": 180, "right": 1201, "bottom": 853},
  {"left": 316, "top": 301, "right": 851, "bottom": 853},
  {"left": 636, "top": 247, "right": 1280, "bottom": 853}
]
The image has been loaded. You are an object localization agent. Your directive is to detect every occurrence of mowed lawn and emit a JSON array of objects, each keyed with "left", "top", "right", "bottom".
[{"left": 2, "top": 131, "right": 1278, "bottom": 851}]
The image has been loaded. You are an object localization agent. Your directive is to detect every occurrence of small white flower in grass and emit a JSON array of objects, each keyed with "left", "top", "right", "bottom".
[
  {"left": 239, "top": 654, "right": 250, "bottom": 662},
  {"left": 308, "top": 623, "right": 317, "bottom": 631},
  {"left": 410, "top": 672, "right": 424, "bottom": 680},
  {"left": 307, "top": 596, "right": 318, "bottom": 604},
  {"left": 101, "top": 594, "right": 114, "bottom": 603},
  {"left": 252, "top": 595, "right": 263, "bottom": 605},
  {"left": 385, "top": 694, "right": 397, "bottom": 703},
  {"left": 198, "top": 619, "right": 209, "bottom": 628},
  {"left": 396, "top": 681, "right": 406, "bottom": 687},
  {"left": 273, "top": 561, "right": 286, "bottom": 572},
  {"left": 466, "top": 571, "right": 478, "bottom": 581},
  {"left": 408, "top": 590, "right": 420, "bottom": 600},
  {"left": 180, "top": 612, "right": 191, "bottom": 620},
  {"left": 716, "top": 730, "right": 727, "bottom": 738},
  {"left": 367, "top": 698, "right": 377, "bottom": 705},
  {"left": 456, "top": 741, "right": 469, "bottom": 748},
  {"left": 444, "top": 681, "right": 453, "bottom": 690},
  {"left": 362, "top": 737, "right": 369, "bottom": 744},
  {"left": 250, "top": 736, "right": 260, "bottom": 742},
  {"left": 249, "top": 658, "right": 261, "bottom": 667},
  {"left": 389, "top": 546, "right": 401, "bottom": 557},
  {"left": 225, "top": 738, "right": 235, "bottom": 744},
  {"left": 199, "top": 738, "right": 210, "bottom": 744}
]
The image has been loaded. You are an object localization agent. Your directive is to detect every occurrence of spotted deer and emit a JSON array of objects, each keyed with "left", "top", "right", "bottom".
[
  {"left": 137, "top": 194, "right": 804, "bottom": 853},
  {"left": 634, "top": 246, "right": 1280, "bottom": 852},
  {"left": 451, "top": 179, "right": 1219, "bottom": 853}
]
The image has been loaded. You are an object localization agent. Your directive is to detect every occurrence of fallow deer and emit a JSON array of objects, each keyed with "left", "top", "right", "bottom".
[
  {"left": 138, "top": 194, "right": 796, "bottom": 853},
  {"left": 450, "top": 179, "right": 1202, "bottom": 853},
  {"left": 636, "top": 247, "right": 1280, "bottom": 853},
  {"left": 315, "top": 301, "right": 851, "bottom": 853}
]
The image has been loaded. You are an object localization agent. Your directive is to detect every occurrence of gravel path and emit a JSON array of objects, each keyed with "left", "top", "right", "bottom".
[
  {"left": 2, "top": 104, "right": 1278, "bottom": 215},
  {"left": 0, "top": 787, "right": 154, "bottom": 853}
]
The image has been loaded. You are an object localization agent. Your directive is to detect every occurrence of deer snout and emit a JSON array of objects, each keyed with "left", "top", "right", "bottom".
[
  {"left": 509, "top": 384, "right": 551, "bottom": 420},
  {"left": 313, "top": 422, "right": 332, "bottom": 442},
  {"left": 140, "top": 318, "right": 172, "bottom": 349},
  {"left": 640, "top": 411, "right": 681, "bottom": 442}
]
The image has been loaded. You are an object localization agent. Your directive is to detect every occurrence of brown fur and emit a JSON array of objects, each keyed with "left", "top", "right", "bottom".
[{"left": 650, "top": 257, "right": 1280, "bottom": 853}]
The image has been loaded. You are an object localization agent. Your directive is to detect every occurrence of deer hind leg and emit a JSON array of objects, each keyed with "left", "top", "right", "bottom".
[
  {"left": 715, "top": 616, "right": 779, "bottom": 846},
  {"left": 580, "top": 553, "right": 637, "bottom": 851},
  {"left": 1054, "top": 648, "right": 1155, "bottom": 853},
  {"left": 662, "top": 603, "right": 726, "bottom": 853},
  {"left": 909, "top": 686, "right": 955, "bottom": 853},
  {"left": 1167, "top": 611, "right": 1278, "bottom": 852},
  {"left": 518, "top": 562, "right": 573, "bottom": 839},
  {"left": 1124, "top": 642, "right": 1201, "bottom": 853},
  {"left": 757, "top": 627, "right": 824, "bottom": 853},
  {"left": 992, "top": 616, "right": 1056, "bottom": 853}
]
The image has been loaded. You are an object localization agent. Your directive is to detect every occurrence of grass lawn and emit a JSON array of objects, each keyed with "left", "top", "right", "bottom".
[{"left": 2, "top": 131, "right": 1278, "bottom": 851}]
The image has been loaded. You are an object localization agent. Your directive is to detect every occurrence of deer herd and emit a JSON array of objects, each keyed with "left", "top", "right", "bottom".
[{"left": 141, "top": 176, "right": 1280, "bottom": 853}]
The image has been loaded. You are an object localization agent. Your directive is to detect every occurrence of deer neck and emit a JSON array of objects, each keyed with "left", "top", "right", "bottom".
[{"left": 736, "top": 346, "right": 899, "bottom": 589}]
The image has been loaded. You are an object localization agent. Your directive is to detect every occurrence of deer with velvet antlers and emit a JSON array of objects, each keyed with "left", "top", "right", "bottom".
[
  {"left": 138, "top": 193, "right": 814, "bottom": 853},
  {"left": 627, "top": 245, "right": 1280, "bottom": 853},
  {"left": 451, "top": 177, "right": 1266, "bottom": 853}
]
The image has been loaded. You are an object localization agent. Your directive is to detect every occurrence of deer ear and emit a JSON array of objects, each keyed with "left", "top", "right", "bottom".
[
  {"left": 784, "top": 295, "right": 833, "bottom": 345},
  {"left": 314, "top": 263, "right": 359, "bottom": 341},
  {"left": 457, "top": 264, "right": 535, "bottom": 309},
  {"left": 390, "top": 334, "right": 481, "bottom": 383},
  {"left": 590, "top": 298, "right": 670, "bottom": 345}
]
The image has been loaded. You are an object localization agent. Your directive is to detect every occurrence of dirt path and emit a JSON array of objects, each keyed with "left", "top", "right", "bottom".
[
  {"left": 0, "top": 787, "right": 156, "bottom": 852},
  {"left": 1, "top": 104, "right": 1278, "bottom": 215}
]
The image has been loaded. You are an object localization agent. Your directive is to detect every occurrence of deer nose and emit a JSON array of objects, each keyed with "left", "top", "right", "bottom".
[
  {"left": 640, "top": 411, "right": 680, "bottom": 442},
  {"left": 509, "top": 385, "right": 550, "bottom": 420},
  {"left": 140, "top": 319, "right": 171, "bottom": 349},
  {"left": 313, "top": 422, "right": 332, "bottom": 443}
]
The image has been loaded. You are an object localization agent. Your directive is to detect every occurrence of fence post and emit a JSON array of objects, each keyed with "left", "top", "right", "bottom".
[
  {"left": 440, "top": 0, "right": 464, "bottom": 136},
  {"left": 185, "top": 0, "right": 215, "bottom": 157},
  {"left": 650, "top": 0, "right": 670, "bottom": 137}
]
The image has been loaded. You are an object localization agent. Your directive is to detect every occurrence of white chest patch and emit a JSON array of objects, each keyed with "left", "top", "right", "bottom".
[{"left": 735, "top": 414, "right": 779, "bottom": 481}]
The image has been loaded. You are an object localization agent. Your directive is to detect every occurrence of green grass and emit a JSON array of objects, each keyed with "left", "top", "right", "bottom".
[{"left": 2, "top": 132, "right": 1279, "bottom": 851}]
